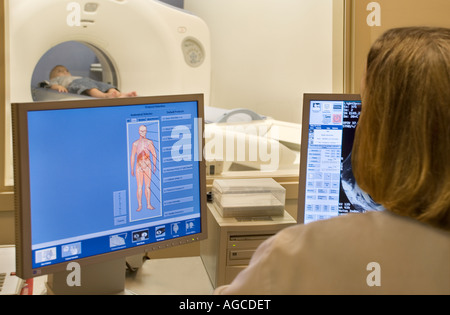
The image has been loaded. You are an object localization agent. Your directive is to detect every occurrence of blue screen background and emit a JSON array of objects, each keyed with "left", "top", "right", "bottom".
[{"left": 27, "top": 101, "right": 201, "bottom": 251}]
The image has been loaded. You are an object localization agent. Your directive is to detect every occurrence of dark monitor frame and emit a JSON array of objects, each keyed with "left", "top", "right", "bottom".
[
  {"left": 297, "top": 93, "right": 361, "bottom": 224},
  {"left": 12, "top": 94, "right": 207, "bottom": 280}
]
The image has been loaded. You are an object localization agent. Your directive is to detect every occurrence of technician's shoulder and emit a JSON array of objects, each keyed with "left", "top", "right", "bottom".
[
  {"left": 277, "top": 210, "right": 449, "bottom": 246},
  {"left": 270, "top": 210, "right": 450, "bottom": 294},
  {"left": 275, "top": 211, "right": 382, "bottom": 244}
]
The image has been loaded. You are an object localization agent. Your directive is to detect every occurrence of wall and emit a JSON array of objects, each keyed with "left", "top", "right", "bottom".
[
  {"left": 184, "top": 0, "right": 336, "bottom": 125},
  {"left": 347, "top": 0, "right": 450, "bottom": 93},
  {"left": 0, "top": 1, "right": 15, "bottom": 245}
]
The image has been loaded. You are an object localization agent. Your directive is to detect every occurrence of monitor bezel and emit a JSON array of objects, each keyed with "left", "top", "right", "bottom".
[
  {"left": 12, "top": 94, "right": 207, "bottom": 280},
  {"left": 297, "top": 93, "right": 361, "bottom": 224}
]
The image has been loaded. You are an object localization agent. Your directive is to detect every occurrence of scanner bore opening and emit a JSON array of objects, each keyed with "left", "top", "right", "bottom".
[{"left": 31, "top": 41, "right": 118, "bottom": 101}]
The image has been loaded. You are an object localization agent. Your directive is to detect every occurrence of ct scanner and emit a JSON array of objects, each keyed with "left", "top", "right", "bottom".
[
  {"left": 5, "top": 0, "right": 301, "bottom": 175},
  {"left": 6, "top": 0, "right": 211, "bottom": 104}
]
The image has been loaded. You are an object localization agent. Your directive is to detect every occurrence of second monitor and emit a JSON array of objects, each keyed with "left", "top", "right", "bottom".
[{"left": 298, "top": 94, "right": 383, "bottom": 224}]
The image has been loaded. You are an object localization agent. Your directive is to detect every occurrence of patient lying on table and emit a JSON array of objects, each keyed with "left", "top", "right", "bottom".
[{"left": 49, "top": 65, "right": 137, "bottom": 98}]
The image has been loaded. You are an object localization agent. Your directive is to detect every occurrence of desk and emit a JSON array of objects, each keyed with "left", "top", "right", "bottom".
[
  {"left": 29, "top": 256, "right": 213, "bottom": 295},
  {"left": 125, "top": 256, "right": 214, "bottom": 295}
]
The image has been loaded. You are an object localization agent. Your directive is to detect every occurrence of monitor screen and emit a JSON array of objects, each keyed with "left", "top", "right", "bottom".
[
  {"left": 13, "top": 94, "right": 207, "bottom": 279},
  {"left": 298, "top": 94, "right": 382, "bottom": 224}
]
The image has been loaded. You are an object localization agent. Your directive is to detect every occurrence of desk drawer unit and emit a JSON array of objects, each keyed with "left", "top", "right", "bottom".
[{"left": 201, "top": 203, "right": 296, "bottom": 288}]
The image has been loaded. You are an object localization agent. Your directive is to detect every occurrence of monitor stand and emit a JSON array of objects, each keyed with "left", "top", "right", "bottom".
[{"left": 45, "top": 258, "right": 126, "bottom": 295}]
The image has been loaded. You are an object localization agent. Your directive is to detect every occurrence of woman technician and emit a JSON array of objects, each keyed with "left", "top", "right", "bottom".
[{"left": 215, "top": 27, "right": 450, "bottom": 295}]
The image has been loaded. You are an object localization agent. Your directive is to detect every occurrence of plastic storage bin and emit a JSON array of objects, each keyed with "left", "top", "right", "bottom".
[{"left": 212, "top": 178, "right": 286, "bottom": 217}]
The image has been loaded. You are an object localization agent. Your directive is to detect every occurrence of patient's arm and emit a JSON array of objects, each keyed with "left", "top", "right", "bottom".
[{"left": 50, "top": 84, "right": 68, "bottom": 93}]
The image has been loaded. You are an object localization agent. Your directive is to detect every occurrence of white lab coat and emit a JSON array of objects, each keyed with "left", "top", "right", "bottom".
[{"left": 214, "top": 211, "right": 450, "bottom": 295}]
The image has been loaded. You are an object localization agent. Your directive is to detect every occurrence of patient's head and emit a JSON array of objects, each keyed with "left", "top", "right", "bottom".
[
  {"left": 352, "top": 27, "right": 450, "bottom": 230},
  {"left": 50, "top": 65, "right": 71, "bottom": 79}
]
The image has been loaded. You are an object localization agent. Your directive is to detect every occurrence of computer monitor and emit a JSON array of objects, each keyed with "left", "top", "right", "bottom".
[
  {"left": 13, "top": 94, "right": 207, "bottom": 289},
  {"left": 298, "top": 94, "right": 383, "bottom": 224}
]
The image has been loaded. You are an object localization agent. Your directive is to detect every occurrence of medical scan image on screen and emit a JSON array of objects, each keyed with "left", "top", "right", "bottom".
[
  {"left": 26, "top": 101, "right": 202, "bottom": 269},
  {"left": 303, "top": 99, "right": 383, "bottom": 224}
]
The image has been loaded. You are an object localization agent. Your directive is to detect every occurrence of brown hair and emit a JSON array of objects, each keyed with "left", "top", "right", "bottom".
[{"left": 352, "top": 27, "right": 450, "bottom": 230}]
